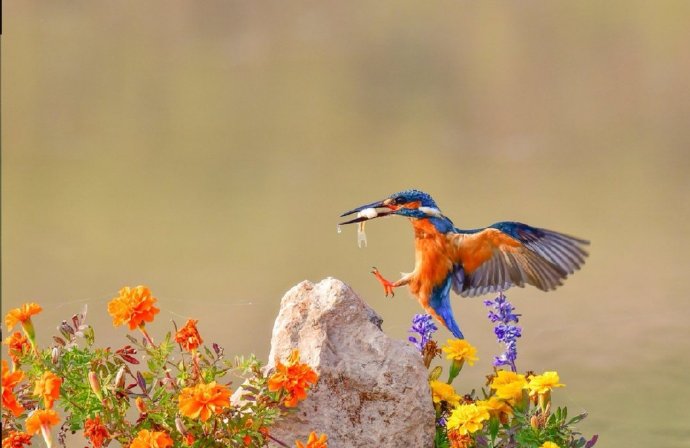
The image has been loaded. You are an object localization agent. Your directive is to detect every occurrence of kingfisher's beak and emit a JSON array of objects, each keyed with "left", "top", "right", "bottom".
[{"left": 339, "top": 198, "right": 395, "bottom": 225}]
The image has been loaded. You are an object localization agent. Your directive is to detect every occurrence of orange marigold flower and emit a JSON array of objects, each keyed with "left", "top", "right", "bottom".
[
  {"left": 295, "top": 431, "right": 328, "bottom": 448},
  {"left": 2, "top": 360, "right": 25, "bottom": 417},
  {"left": 84, "top": 416, "right": 109, "bottom": 448},
  {"left": 25, "top": 409, "right": 60, "bottom": 448},
  {"left": 268, "top": 350, "right": 319, "bottom": 408},
  {"left": 3, "top": 332, "right": 30, "bottom": 364},
  {"left": 129, "top": 429, "right": 173, "bottom": 448},
  {"left": 33, "top": 371, "right": 62, "bottom": 409},
  {"left": 178, "top": 381, "right": 231, "bottom": 422},
  {"left": 107, "top": 286, "right": 160, "bottom": 330},
  {"left": 5, "top": 303, "right": 42, "bottom": 331},
  {"left": 174, "top": 319, "right": 203, "bottom": 352},
  {"left": 1, "top": 431, "right": 32, "bottom": 448}
]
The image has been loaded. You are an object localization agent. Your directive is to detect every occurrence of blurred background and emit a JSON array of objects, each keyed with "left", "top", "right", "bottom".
[{"left": 3, "top": 1, "right": 690, "bottom": 446}]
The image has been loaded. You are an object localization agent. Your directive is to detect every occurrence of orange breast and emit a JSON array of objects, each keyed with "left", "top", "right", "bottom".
[{"left": 408, "top": 219, "right": 454, "bottom": 304}]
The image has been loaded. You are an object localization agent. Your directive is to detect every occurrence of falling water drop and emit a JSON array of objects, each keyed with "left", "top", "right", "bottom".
[{"left": 336, "top": 224, "right": 342, "bottom": 234}]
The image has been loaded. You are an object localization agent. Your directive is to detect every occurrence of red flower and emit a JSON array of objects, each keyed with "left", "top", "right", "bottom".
[
  {"left": 2, "top": 360, "right": 25, "bottom": 417},
  {"left": 3, "top": 332, "right": 30, "bottom": 364},
  {"left": 84, "top": 416, "right": 109, "bottom": 448},
  {"left": 174, "top": 319, "right": 203, "bottom": 352}
]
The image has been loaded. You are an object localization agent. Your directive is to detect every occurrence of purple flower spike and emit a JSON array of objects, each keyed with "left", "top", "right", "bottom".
[
  {"left": 484, "top": 291, "right": 522, "bottom": 372},
  {"left": 408, "top": 314, "right": 437, "bottom": 352}
]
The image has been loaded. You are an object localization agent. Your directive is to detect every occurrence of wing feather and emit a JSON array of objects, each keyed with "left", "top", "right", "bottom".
[{"left": 449, "top": 222, "right": 589, "bottom": 297}]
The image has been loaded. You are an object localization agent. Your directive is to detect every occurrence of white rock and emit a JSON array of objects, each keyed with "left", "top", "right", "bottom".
[{"left": 266, "top": 278, "right": 435, "bottom": 448}]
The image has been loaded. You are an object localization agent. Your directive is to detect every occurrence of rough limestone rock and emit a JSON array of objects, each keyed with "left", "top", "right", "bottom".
[{"left": 266, "top": 278, "right": 435, "bottom": 448}]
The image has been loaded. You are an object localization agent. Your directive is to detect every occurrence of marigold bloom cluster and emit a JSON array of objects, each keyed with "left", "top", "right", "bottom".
[
  {"left": 2, "top": 360, "right": 25, "bottom": 417},
  {"left": 107, "top": 286, "right": 160, "bottom": 330},
  {"left": 268, "top": 349, "right": 319, "bottom": 408},
  {"left": 446, "top": 403, "right": 490, "bottom": 436},
  {"left": 175, "top": 319, "right": 203, "bottom": 352},
  {"left": 295, "top": 431, "right": 328, "bottom": 448},
  {"left": 1, "top": 431, "right": 32, "bottom": 448},
  {"left": 129, "top": 429, "right": 173, "bottom": 448},
  {"left": 178, "top": 381, "right": 231, "bottom": 421}
]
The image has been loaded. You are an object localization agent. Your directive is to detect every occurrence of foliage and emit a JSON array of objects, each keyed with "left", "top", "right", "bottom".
[{"left": 1, "top": 287, "right": 322, "bottom": 448}]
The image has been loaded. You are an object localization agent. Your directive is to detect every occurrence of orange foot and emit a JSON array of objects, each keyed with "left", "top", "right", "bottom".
[{"left": 371, "top": 267, "right": 395, "bottom": 297}]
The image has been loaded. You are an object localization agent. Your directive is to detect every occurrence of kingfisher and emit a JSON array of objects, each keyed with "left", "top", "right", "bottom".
[{"left": 339, "top": 189, "right": 589, "bottom": 339}]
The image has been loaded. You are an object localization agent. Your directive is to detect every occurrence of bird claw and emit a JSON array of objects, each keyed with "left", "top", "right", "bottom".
[{"left": 371, "top": 267, "right": 395, "bottom": 297}]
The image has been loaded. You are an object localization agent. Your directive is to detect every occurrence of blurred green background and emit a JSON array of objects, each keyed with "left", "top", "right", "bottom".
[{"left": 3, "top": 1, "right": 690, "bottom": 447}]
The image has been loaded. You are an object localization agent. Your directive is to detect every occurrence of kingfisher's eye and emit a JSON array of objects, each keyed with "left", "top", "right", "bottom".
[{"left": 395, "top": 197, "right": 406, "bottom": 205}]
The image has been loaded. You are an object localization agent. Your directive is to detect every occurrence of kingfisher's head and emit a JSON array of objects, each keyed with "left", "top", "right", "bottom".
[{"left": 339, "top": 189, "right": 445, "bottom": 225}]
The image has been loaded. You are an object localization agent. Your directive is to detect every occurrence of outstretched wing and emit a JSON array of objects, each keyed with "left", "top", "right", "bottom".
[{"left": 449, "top": 222, "right": 589, "bottom": 297}]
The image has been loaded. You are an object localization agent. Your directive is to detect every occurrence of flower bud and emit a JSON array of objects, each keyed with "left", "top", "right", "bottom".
[
  {"left": 88, "top": 371, "right": 103, "bottom": 400},
  {"left": 135, "top": 397, "right": 146, "bottom": 414},
  {"left": 530, "top": 415, "right": 539, "bottom": 429},
  {"left": 114, "top": 366, "right": 126, "bottom": 389},
  {"left": 51, "top": 347, "right": 61, "bottom": 365},
  {"left": 175, "top": 417, "right": 188, "bottom": 436}
]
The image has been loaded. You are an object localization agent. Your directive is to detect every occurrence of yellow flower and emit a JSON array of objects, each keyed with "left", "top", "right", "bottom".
[
  {"left": 295, "top": 431, "right": 328, "bottom": 448},
  {"left": 33, "top": 371, "right": 62, "bottom": 409},
  {"left": 178, "top": 381, "right": 231, "bottom": 421},
  {"left": 429, "top": 380, "right": 461, "bottom": 407},
  {"left": 540, "top": 442, "right": 560, "bottom": 448},
  {"left": 107, "top": 286, "right": 160, "bottom": 330},
  {"left": 528, "top": 371, "right": 565, "bottom": 396},
  {"left": 490, "top": 370, "right": 527, "bottom": 404},
  {"left": 441, "top": 339, "right": 478, "bottom": 366},
  {"left": 446, "top": 403, "right": 490, "bottom": 435},
  {"left": 476, "top": 396, "right": 513, "bottom": 418}
]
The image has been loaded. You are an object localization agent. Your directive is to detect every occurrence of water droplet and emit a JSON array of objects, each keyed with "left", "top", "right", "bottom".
[{"left": 336, "top": 224, "right": 342, "bottom": 234}]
